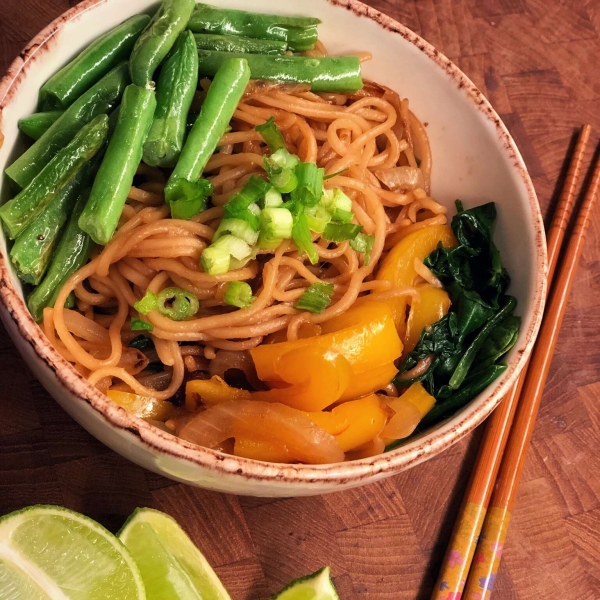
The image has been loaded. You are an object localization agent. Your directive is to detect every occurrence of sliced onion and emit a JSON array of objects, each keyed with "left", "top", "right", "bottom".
[
  {"left": 375, "top": 166, "right": 424, "bottom": 193},
  {"left": 176, "top": 400, "right": 345, "bottom": 464}
]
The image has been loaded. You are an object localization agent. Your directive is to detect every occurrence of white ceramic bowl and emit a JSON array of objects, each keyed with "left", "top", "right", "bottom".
[{"left": 0, "top": 0, "right": 547, "bottom": 496}]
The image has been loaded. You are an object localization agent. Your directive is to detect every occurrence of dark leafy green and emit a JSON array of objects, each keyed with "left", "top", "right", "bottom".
[{"left": 387, "top": 201, "right": 520, "bottom": 449}]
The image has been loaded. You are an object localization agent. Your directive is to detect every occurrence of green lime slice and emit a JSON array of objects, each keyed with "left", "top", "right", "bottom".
[
  {"left": 271, "top": 567, "right": 340, "bottom": 600},
  {"left": 118, "top": 508, "right": 231, "bottom": 600},
  {"left": 0, "top": 505, "right": 145, "bottom": 600}
]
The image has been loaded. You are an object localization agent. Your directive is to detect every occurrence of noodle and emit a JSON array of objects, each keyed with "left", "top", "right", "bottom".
[{"left": 46, "top": 80, "right": 445, "bottom": 428}]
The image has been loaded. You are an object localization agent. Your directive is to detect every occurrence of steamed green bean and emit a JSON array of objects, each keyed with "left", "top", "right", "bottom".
[
  {"left": 0, "top": 114, "right": 108, "bottom": 239},
  {"left": 189, "top": 3, "right": 320, "bottom": 51},
  {"left": 129, "top": 0, "right": 195, "bottom": 87},
  {"left": 79, "top": 85, "right": 156, "bottom": 245},
  {"left": 5, "top": 62, "right": 129, "bottom": 189},
  {"left": 142, "top": 31, "right": 198, "bottom": 168},
  {"left": 197, "top": 50, "right": 363, "bottom": 93},
  {"left": 39, "top": 14, "right": 150, "bottom": 110},
  {"left": 18, "top": 111, "right": 64, "bottom": 141}
]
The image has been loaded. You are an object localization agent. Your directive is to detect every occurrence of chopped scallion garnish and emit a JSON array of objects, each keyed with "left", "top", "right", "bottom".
[
  {"left": 322, "top": 222, "right": 363, "bottom": 242},
  {"left": 223, "top": 175, "right": 270, "bottom": 224},
  {"left": 292, "top": 162, "right": 324, "bottom": 207},
  {"left": 305, "top": 204, "right": 331, "bottom": 234},
  {"left": 289, "top": 203, "right": 319, "bottom": 264},
  {"left": 133, "top": 290, "right": 157, "bottom": 315},
  {"left": 255, "top": 117, "right": 286, "bottom": 153},
  {"left": 131, "top": 317, "right": 154, "bottom": 331},
  {"left": 156, "top": 287, "right": 200, "bottom": 321},
  {"left": 295, "top": 282, "right": 334, "bottom": 314},
  {"left": 258, "top": 207, "right": 294, "bottom": 249},
  {"left": 214, "top": 218, "right": 260, "bottom": 245},
  {"left": 224, "top": 281, "right": 256, "bottom": 309},
  {"left": 350, "top": 232, "right": 375, "bottom": 265}
]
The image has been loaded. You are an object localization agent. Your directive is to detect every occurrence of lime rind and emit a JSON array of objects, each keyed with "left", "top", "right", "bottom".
[
  {"left": 270, "top": 566, "right": 340, "bottom": 600},
  {"left": 118, "top": 507, "right": 231, "bottom": 600},
  {"left": 0, "top": 505, "right": 146, "bottom": 600}
]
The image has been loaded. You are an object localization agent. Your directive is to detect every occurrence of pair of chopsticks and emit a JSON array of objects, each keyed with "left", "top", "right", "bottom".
[{"left": 431, "top": 124, "right": 599, "bottom": 600}]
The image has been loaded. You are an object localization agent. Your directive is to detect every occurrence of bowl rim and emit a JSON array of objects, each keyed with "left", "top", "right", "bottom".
[{"left": 0, "top": 0, "right": 547, "bottom": 486}]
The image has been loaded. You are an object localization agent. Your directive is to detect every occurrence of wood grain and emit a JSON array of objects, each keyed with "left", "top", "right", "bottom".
[{"left": 1, "top": 1, "right": 599, "bottom": 598}]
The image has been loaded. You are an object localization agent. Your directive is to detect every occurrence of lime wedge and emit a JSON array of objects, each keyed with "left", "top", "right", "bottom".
[
  {"left": 0, "top": 505, "right": 145, "bottom": 599},
  {"left": 271, "top": 567, "right": 340, "bottom": 600},
  {"left": 118, "top": 508, "right": 231, "bottom": 600}
]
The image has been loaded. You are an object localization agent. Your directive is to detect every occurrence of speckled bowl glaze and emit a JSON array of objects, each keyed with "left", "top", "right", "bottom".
[{"left": 0, "top": 0, "right": 547, "bottom": 496}]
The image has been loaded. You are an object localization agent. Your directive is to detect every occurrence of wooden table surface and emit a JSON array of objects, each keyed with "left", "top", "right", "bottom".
[{"left": 1, "top": 1, "right": 600, "bottom": 598}]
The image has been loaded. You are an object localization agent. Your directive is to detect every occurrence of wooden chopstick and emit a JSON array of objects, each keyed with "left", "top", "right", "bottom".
[
  {"left": 430, "top": 124, "right": 592, "bottom": 600},
  {"left": 462, "top": 136, "right": 600, "bottom": 598}
]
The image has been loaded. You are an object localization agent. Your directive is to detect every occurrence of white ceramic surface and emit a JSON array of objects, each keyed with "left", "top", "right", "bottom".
[{"left": 0, "top": 0, "right": 547, "bottom": 496}]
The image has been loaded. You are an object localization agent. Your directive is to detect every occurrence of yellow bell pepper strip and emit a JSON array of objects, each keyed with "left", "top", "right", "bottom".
[
  {"left": 251, "top": 346, "right": 353, "bottom": 411},
  {"left": 376, "top": 224, "right": 457, "bottom": 337},
  {"left": 250, "top": 300, "right": 402, "bottom": 401},
  {"left": 344, "top": 362, "right": 398, "bottom": 401},
  {"left": 107, "top": 390, "right": 175, "bottom": 421},
  {"left": 185, "top": 347, "right": 353, "bottom": 412},
  {"left": 233, "top": 437, "right": 291, "bottom": 463},
  {"left": 187, "top": 376, "right": 250, "bottom": 406},
  {"left": 306, "top": 395, "right": 388, "bottom": 452},
  {"left": 381, "top": 382, "right": 436, "bottom": 442},
  {"left": 404, "top": 283, "right": 451, "bottom": 355},
  {"left": 331, "top": 395, "right": 388, "bottom": 452}
]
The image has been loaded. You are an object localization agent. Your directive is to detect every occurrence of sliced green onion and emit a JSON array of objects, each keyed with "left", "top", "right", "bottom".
[
  {"left": 133, "top": 290, "right": 157, "bottom": 315},
  {"left": 223, "top": 175, "right": 270, "bottom": 224},
  {"left": 224, "top": 281, "right": 255, "bottom": 309},
  {"left": 229, "top": 254, "right": 255, "bottom": 270},
  {"left": 201, "top": 245, "right": 230, "bottom": 275},
  {"left": 321, "top": 188, "right": 353, "bottom": 213},
  {"left": 269, "top": 167, "right": 298, "bottom": 194},
  {"left": 291, "top": 162, "right": 324, "bottom": 207},
  {"left": 165, "top": 177, "right": 213, "bottom": 207},
  {"left": 295, "top": 282, "right": 334, "bottom": 314},
  {"left": 305, "top": 204, "right": 331, "bottom": 234},
  {"left": 131, "top": 317, "right": 154, "bottom": 331},
  {"left": 350, "top": 232, "right": 375, "bottom": 265},
  {"left": 255, "top": 117, "right": 286, "bottom": 152},
  {"left": 214, "top": 218, "right": 259, "bottom": 245},
  {"left": 156, "top": 287, "right": 200, "bottom": 321},
  {"left": 262, "top": 187, "right": 283, "bottom": 208},
  {"left": 214, "top": 234, "right": 253, "bottom": 260},
  {"left": 331, "top": 208, "right": 354, "bottom": 223},
  {"left": 201, "top": 234, "right": 253, "bottom": 275},
  {"left": 289, "top": 203, "right": 318, "bottom": 264},
  {"left": 258, "top": 207, "right": 293, "bottom": 249},
  {"left": 322, "top": 222, "right": 363, "bottom": 242},
  {"left": 171, "top": 197, "right": 206, "bottom": 220},
  {"left": 268, "top": 148, "right": 299, "bottom": 170}
]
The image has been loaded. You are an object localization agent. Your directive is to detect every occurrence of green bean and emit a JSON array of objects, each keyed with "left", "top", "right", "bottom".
[
  {"left": 189, "top": 3, "right": 320, "bottom": 51},
  {"left": 129, "top": 0, "right": 196, "bottom": 87},
  {"left": 0, "top": 114, "right": 108, "bottom": 240},
  {"left": 165, "top": 57, "right": 250, "bottom": 207},
  {"left": 79, "top": 85, "right": 156, "bottom": 245},
  {"left": 39, "top": 15, "right": 150, "bottom": 111},
  {"left": 18, "top": 111, "right": 64, "bottom": 141},
  {"left": 5, "top": 62, "right": 129, "bottom": 189},
  {"left": 142, "top": 31, "right": 198, "bottom": 168},
  {"left": 193, "top": 33, "right": 287, "bottom": 55},
  {"left": 28, "top": 190, "right": 95, "bottom": 323},
  {"left": 197, "top": 50, "right": 363, "bottom": 93},
  {"left": 10, "top": 164, "right": 91, "bottom": 285}
]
